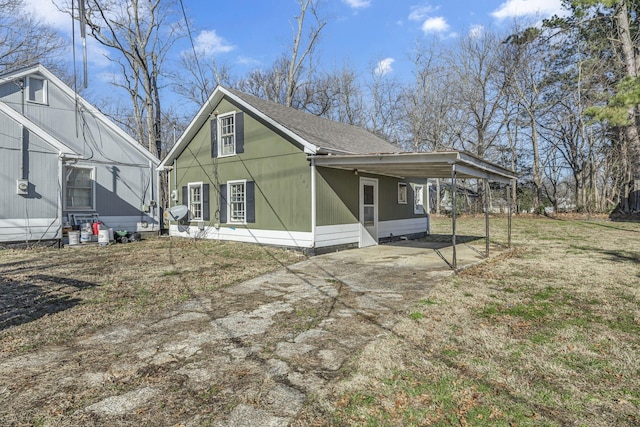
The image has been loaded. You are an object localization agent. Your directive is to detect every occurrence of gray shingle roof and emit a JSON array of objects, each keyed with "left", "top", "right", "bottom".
[{"left": 225, "top": 87, "right": 399, "bottom": 155}]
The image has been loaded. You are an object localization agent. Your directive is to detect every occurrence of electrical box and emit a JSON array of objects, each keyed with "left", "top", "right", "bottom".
[
  {"left": 16, "top": 179, "right": 28, "bottom": 195},
  {"left": 171, "top": 189, "right": 179, "bottom": 202}
]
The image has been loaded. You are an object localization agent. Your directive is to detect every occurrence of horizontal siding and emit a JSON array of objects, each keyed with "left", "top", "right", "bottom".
[
  {"left": 0, "top": 218, "right": 61, "bottom": 242},
  {"left": 94, "top": 215, "right": 160, "bottom": 233},
  {"left": 169, "top": 224, "right": 313, "bottom": 248},
  {"left": 378, "top": 217, "right": 430, "bottom": 238},
  {"left": 314, "top": 223, "right": 359, "bottom": 248}
]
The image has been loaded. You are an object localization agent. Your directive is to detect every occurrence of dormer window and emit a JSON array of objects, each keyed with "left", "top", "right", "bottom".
[{"left": 26, "top": 76, "right": 48, "bottom": 104}]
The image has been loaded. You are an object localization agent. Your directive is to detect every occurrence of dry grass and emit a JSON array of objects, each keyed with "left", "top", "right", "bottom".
[
  {"left": 0, "top": 236, "right": 303, "bottom": 355},
  {"left": 306, "top": 215, "right": 640, "bottom": 427}
]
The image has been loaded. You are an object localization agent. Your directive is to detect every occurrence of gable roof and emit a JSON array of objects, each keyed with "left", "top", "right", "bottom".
[
  {"left": 0, "top": 64, "right": 159, "bottom": 165},
  {"left": 159, "top": 85, "right": 399, "bottom": 169}
]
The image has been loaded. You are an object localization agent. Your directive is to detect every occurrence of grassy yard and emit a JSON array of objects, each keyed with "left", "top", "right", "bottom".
[
  {"left": 1, "top": 216, "right": 639, "bottom": 426},
  {"left": 0, "top": 237, "right": 303, "bottom": 355},
  {"left": 306, "top": 215, "right": 640, "bottom": 427}
]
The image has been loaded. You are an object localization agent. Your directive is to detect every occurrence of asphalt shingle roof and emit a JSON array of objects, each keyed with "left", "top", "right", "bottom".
[{"left": 225, "top": 87, "right": 399, "bottom": 155}]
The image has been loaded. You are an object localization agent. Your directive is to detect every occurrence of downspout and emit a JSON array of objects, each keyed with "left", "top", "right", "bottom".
[
  {"left": 19, "top": 79, "right": 25, "bottom": 180},
  {"left": 310, "top": 157, "right": 317, "bottom": 249},
  {"left": 58, "top": 154, "right": 64, "bottom": 242}
]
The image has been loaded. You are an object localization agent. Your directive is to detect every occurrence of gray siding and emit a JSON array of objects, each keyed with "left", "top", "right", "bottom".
[{"left": 0, "top": 68, "right": 160, "bottom": 242}]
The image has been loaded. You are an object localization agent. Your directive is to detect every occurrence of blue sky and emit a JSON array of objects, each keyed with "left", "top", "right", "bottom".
[{"left": 26, "top": 0, "right": 565, "bottom": 109}]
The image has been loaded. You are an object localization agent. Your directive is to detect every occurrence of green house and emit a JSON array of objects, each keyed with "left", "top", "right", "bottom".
[{"left": 159, "top": 86, "right": 430, "bottom": 252}]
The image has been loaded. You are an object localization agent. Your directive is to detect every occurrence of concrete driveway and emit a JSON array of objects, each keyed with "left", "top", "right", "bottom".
[{"left": 0, "top": 238, "right": 502, "bottom": 426}]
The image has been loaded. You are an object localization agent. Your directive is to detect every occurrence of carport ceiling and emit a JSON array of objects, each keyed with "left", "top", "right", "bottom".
[{"left": 311, "top": 150, "right": 517, "bottom": 183}]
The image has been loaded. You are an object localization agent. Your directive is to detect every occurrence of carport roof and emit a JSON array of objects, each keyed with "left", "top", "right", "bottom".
[{"left": 311, "top": 150, "right": 517, "bottom": 183}]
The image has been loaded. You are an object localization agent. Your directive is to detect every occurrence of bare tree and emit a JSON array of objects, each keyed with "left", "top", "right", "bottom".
[
  {"left": 0, "top": 0, "right": 66, "bottom": 73},
  {"left": 446, "top": 29, "right": 509, "bottom": 159},
  {"left": 237, "top": 0, "right": 325, "bottom": 110},
  {"left": 80, "top": 0, "right": 182, "bottom": 158}
]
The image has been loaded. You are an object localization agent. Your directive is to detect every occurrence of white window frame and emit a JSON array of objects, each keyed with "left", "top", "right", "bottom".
[
  {"left": 188, "top": 182, "right": 204, "bottom": 221},
  {"left": 217, "top": 112, "right": 236, "bottom": 157},
  {"left": 227, "top": 179, "right": 247, "bottom": 224},
  {"left": 26, "top": 76, "right": 48, "bottom": 104},
  {"left": 64, "top": 166, "right": 95, "bottom": 211},
  {"left": 414, "top": 184, "right": 424, "bottom": 215},
  {"left": 398, "top": 182, "right": 408, "bottom": 204}
]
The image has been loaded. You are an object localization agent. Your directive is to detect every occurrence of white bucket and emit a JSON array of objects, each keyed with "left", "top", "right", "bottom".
[
  {"left": 80, "top": 230, "right": 92, "bottom": 243},
  {"left": 68, "top": 230, "right": 80, "bottom": 245},
  {"left": 98, "top": 229, "right": 110, "bottom": 246}
]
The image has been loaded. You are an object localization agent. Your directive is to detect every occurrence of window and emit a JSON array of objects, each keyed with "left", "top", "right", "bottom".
[
  {"left": 65, "top": 166, "right": 94, "bottom": 210},
  {"left": 211, "top": 112, "right": 244, "bottom": 158},
  {"left": 188, "top": 182, "right": 203, "bottom": 220},
  {"left": 26, "top": 76, "right": 47, "bottom": 104},
  {"left": 219, "top": 113, "right": 235, "bottom": 156},
  {"left": 398, "top": 183, "right": 407, "bottom": 204},
  {"left": 414, "top": 184, "right": 424, "bottom": 214},
  {"left": 228, "top": 180, "right": 246, "bottom": 223}
]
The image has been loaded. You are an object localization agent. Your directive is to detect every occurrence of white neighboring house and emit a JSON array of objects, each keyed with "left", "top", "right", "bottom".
[{"left": 0, "top": 64, "right": 160, "bottom": 244}]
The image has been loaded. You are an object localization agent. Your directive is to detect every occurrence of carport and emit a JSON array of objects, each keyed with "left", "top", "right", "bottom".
[{"left": 311, "top": 150, "right": 518, "bottom": 269}]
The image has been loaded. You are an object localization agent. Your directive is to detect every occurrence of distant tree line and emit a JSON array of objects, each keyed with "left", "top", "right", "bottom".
[{"left": 1, "top": 0, "right": 638, "bottom": 214}]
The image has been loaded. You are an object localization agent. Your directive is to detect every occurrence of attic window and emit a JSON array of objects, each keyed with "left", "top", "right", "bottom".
[
  {"left": 26, "top": 76, "right": 48, "bottom": 104},
  {"left": 219, "top": 113, "right": 235, "bottom": 156}
]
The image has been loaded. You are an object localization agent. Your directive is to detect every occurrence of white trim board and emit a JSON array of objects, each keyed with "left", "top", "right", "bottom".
[{"left": 169, "top": 225, "right": 314, "bottom": 248}]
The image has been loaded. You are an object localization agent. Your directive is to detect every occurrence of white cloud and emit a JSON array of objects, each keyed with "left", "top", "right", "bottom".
[
  {"left": 408, "top": 5, "right": 436, "bottom": 22},
  {"left": 343, "top": 0, "right": 371, "bottom": 9},
  {"left": 25, "top": 0, "right": 70, "bottom": 32},
  {"left": 192, "top": 30, "right": 235, "bottom": 57},
  {"left": 469, "top": 24, "right": 484, "bottom": 38},
  {"left": 375, "top": 57, "right": 394, "bottom": 76},
  {"left": 237, "top": 56, "right": 261, "bottom": 67},
  {"left": 421, "top": 16, "right": 450, "bottom": 34},
  {"left": 492, "top": 0, "right": 564, "bottom": 20}
]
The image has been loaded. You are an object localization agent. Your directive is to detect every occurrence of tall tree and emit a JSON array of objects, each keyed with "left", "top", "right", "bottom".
[
  {"left": 82, "top": 0, "right": 182, "bottom": 158},
  {"left": 0, "top": 0, "right": 66, "bottom": 73},
  {"left": 237, "top": 0, "right": 325, "bottom": 110}
]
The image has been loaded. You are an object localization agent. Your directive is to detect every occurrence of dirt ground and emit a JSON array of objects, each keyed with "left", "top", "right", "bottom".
[{"left": 0, "top": 228, "right": 491, "bottom": 426}]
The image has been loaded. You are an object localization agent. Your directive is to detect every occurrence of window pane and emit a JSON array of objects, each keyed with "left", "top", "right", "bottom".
[
  {"left": 363, "top": 185, "right": 374, "bottom": 205},
  {"left": 66, "top": 167, "right": 93, "bottom": 209},
  {"left": 189, "top": 185, "right": 202, "bottom": 219},
  {"left": 398, "top": 183, "right": 407, "bottom": 203},
  {"left": 219, "top": 115, "right": 235, "bottom": 156},
  {"left": 29, "top": 78, "right": 45, "bottom": 103},
  {"left": 364, "top": 206, "right": 374, "bottom": 226},
  {"left": 229, "top": 182, "right": 245, "bottom": 222}
]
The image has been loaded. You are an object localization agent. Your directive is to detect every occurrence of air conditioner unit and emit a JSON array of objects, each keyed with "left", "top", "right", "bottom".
[{"left": 16, "top": 179, "right": 28, "bottom": 195}]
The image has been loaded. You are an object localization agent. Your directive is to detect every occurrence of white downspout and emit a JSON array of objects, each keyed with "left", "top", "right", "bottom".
[
  {"left": 58, "top": 155, "right": 64, "bottom": 241},
  {"left": 311, "top": 157, "right": 316, "bottom": 249}
]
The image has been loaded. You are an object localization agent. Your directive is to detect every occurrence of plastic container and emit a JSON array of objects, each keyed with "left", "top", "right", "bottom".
[
  {"left": 80, "top": 230, "right": 92, "bottom": 243},
  {"left": 68, "top": 230, "right": 80, "bottom": 245},
  {"left": 98, "top": 229, "right": 110, "bottom": 246}
]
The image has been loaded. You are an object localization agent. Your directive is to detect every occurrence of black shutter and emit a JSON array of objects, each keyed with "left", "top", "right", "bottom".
[
  {"left": 203, "top": 184, "right": 210, "bottom": 221},
  {"left": 211, "top": 119, "right": 218, "bottom": 158},
  {"left": 246, "top": 181, "right": 255, "bottom": 223},
  {"left": 235, "top": 112, "right": 244, "bottom": 154},
  {"left": 219, "top": 184, "right": 227, "bottom": 223},
  {"left": 182, "top": 186, "right": 188, "bottom": 206}
]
